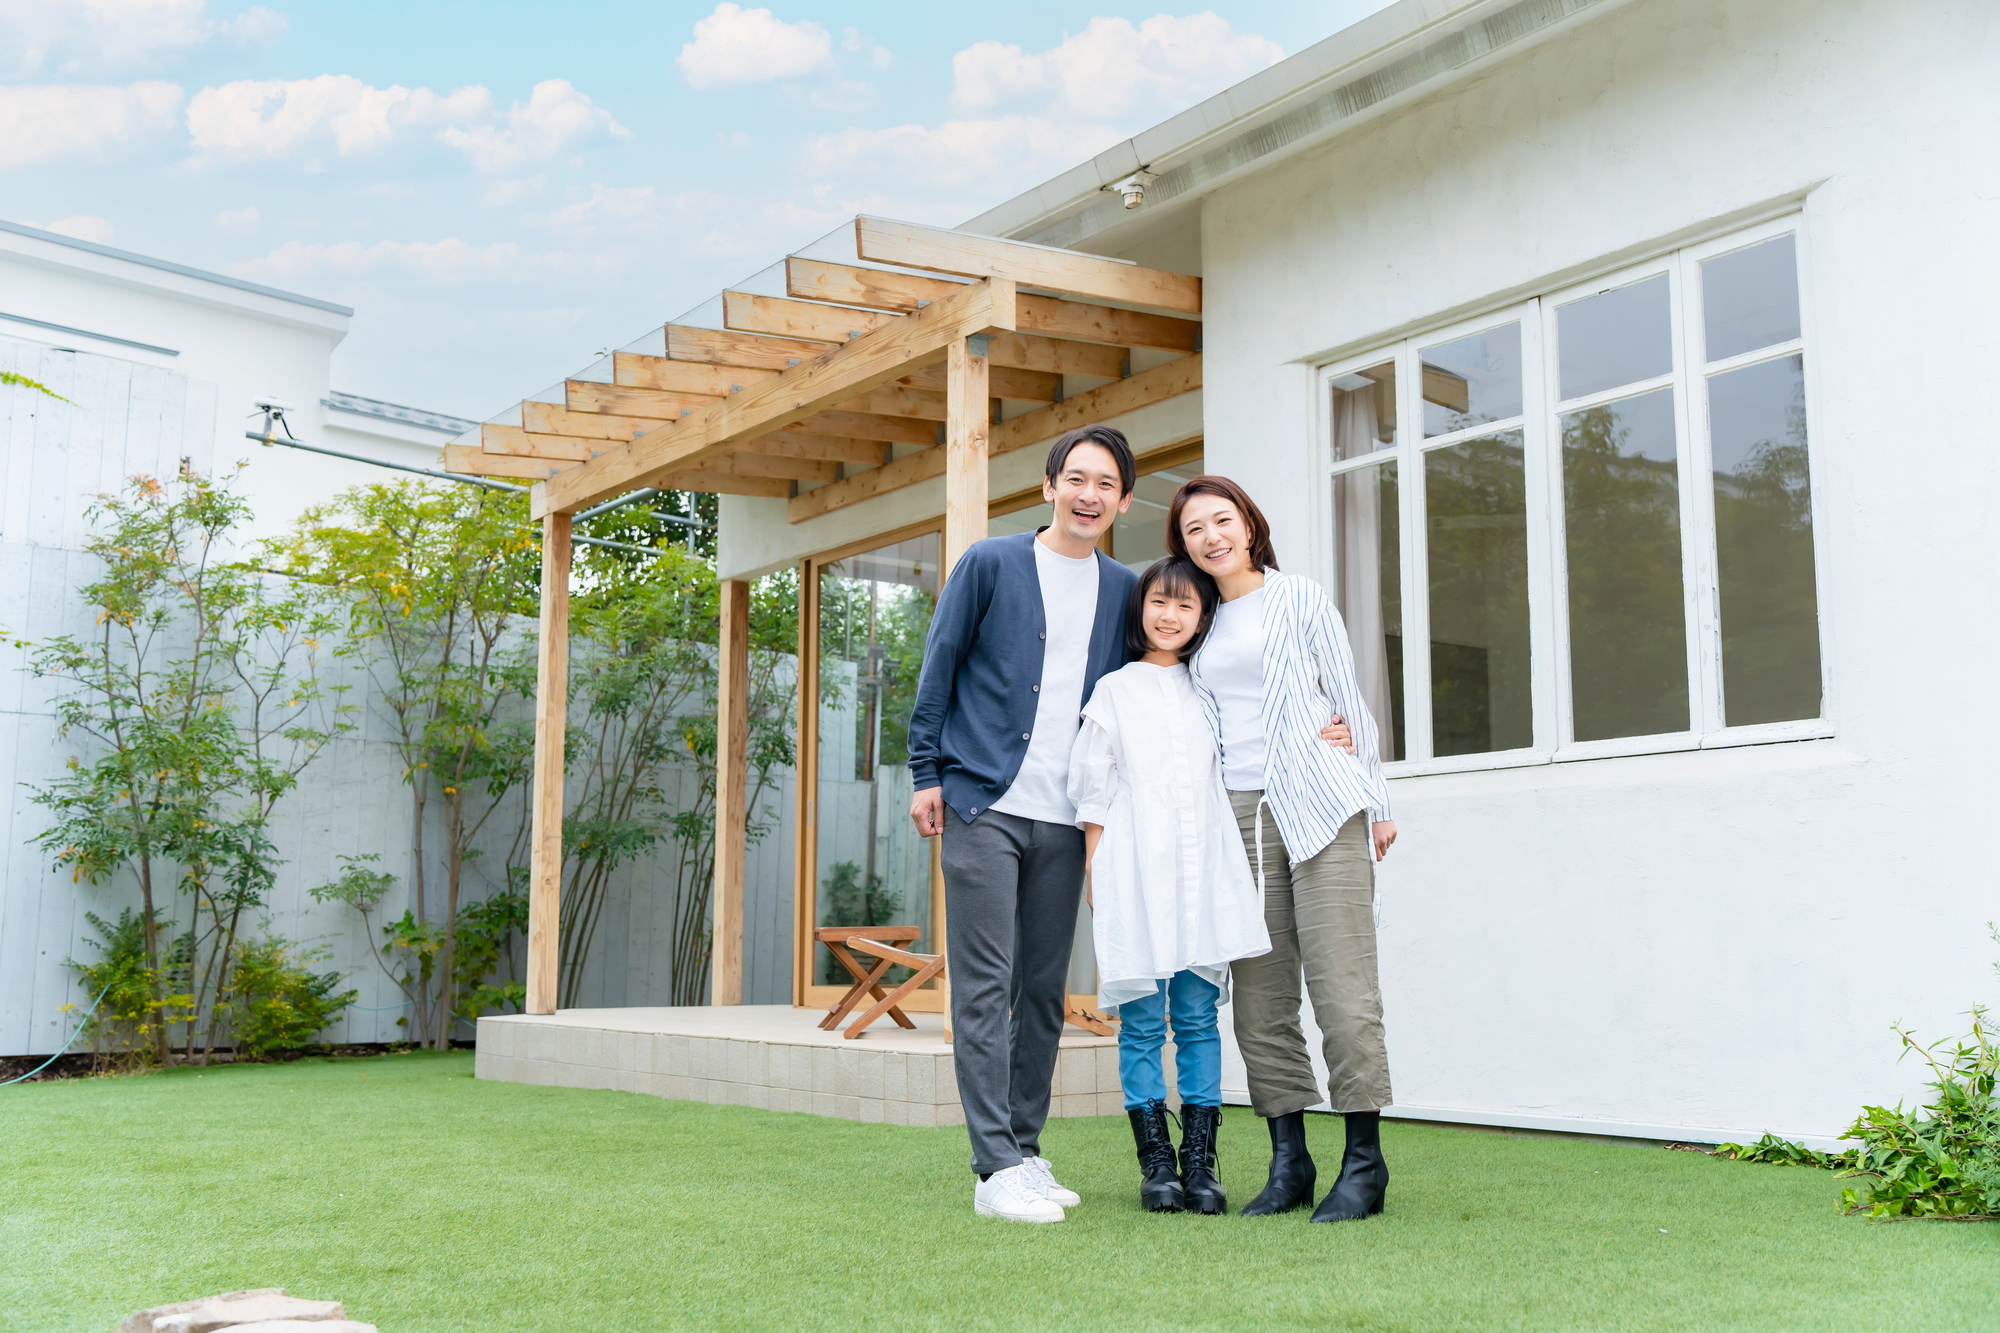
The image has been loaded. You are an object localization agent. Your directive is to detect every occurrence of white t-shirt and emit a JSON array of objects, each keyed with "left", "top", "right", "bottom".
[
  {"left": 1195, "top": 584, "right": 1268, "bottom": 790},
  {"left": 990, "top": 535, "right": 1100, "bottom": 824}
]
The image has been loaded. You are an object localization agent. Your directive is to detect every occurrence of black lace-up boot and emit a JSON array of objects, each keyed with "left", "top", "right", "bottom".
[
  {"left": 1241, "top": 1110, "right": 1317, "bottom": 1216},
  {"left": 1128, "top": 1100, "right": 1185, "bottom": 1213},
  {"left": 1310, "top": 1110, "right": 1388, "bottom": 1222},
  {"left": 1178, "top": 1103, "right": 1227, "bottom": 1214}
]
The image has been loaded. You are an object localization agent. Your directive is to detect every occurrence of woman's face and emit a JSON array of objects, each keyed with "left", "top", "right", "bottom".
[
  {"left": 1141, "top": 582, "right": 1205, "bottom": 657},
  {"left": 1178, "top": 494, "right": 1255, "bottom": 580}
]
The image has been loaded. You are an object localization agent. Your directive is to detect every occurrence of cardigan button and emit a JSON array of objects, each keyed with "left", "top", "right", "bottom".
[
  {"left": 1032, "top": 684, "right": 1040, "bottom": 692},
  {"left": 1022, "top": 732, "right": 1031, "bottom": 740},
  {"left": 1038, "top": 631, "right": 1046, "bottom": 639}
]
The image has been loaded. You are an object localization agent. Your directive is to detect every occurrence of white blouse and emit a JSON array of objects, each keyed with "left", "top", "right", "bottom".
[
  {"left": 1193, "top": 583, "right": 1269, "bottom": 790},
  {"left": 1067, "top": 661, "right": 1271, "bottom": 1010}
]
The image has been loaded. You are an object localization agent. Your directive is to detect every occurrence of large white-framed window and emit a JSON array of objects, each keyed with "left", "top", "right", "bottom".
[{"left": 1321, "top": 215, "right": 1828, "bottom": 776}]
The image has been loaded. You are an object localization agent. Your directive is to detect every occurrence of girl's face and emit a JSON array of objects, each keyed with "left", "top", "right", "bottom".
[
  {"left": 1142, "top": 582, "right": 1205, "bottom": 657},
  {"left": 1178, "top": 494, "right": 1255, "bottom": 580}
]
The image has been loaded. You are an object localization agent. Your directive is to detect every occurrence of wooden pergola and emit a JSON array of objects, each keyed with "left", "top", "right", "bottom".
[{"left": 444, "top": 216, "right": 1203, "bottom": 1016}]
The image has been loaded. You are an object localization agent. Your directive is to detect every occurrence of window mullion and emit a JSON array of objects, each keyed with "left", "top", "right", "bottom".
[
  {"left": 1671, "top": 251, "right": 1722, "bottom": 737},
  {"left": 1516, "top": 299, "right": 1559, "bottom": 756},
  {"left": 1539, "top": 295, "right": 1579, "bottom": 749},
  {"left": 1399, "top": 339, "right": 1433, "bottom": 764}
]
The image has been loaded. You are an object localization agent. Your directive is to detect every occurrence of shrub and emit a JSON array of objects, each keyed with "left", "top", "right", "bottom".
[
  {"left": 1838, "top": 1011, "right": 2000, "bottom": 1220},
  {"left": 225, "top": 936, "right": 357, "bottom": 1058},
  {"left": 65, "top": 909, "right": 193, "bottom": 1067}
]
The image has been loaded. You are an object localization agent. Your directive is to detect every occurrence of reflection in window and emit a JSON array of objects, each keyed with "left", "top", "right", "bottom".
[
  {"left": 1709, "top": 355, "right": 1821, "bottom": 724},
  {"left": 815, "top": 534, "right": 939, "bottom": 982},
  {"left": 1421, "top": 323, "right": 1522, "bottom": 437},
  {"left": 1332, "top": 460, "right": 1404, "bottom": 762},
  {"left": 1425, "top": 432, "right": 1531, "bottom": 755},
  {"left": 1702, "top": 235, "right": 1801, "bottom": 362},
  {"left": 1330, "top": 361, "right": 1396, "bottom": 460},
  {"left": 1560, "top": 388, "right": 1690, "bottom": 740},
  {"left": 1557, "top": 274, "right": 1672, "bottom": 400}
]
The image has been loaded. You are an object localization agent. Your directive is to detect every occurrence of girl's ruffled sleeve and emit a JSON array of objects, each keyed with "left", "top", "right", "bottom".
[{"left": 1068, "top": 706, "right": 1119, "bottom": 829}]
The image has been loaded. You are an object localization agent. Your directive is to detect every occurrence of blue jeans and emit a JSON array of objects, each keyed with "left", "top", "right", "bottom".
[{"left": 1117, "top": 970, "right": 1222, "bottom": 1109}]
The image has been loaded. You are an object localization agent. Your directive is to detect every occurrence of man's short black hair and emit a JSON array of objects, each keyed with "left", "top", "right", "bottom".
[
  {"left": 1046, "top": 424, "right": 1137, "bottom": 496},
  {"left": 1124, "top": 556, "right": 1218, "bottom": 662}
]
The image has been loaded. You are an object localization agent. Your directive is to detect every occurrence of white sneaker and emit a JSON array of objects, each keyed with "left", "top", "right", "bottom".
[
  {"left": 974, "top": 1165, "right": 1066, "bottom": 1223},
  {"left": 1022, "top": 1155, "right": 1082, "bottom": 1207}
]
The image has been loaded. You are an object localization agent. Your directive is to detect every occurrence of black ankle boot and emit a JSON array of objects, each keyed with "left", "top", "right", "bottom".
[
  {"left": 1241, "top": 1110, "right": 1317, "bottom": 1216},
  {"left": 1310, "top": 1110, "right": 1389, "bottom": 1222},
  {"left": 1178, "top": 1104, "right": 1227, "bottom": 1214},
  {"left": 1128, "top": 1100, "right": 1184, "bottom": 1212}
]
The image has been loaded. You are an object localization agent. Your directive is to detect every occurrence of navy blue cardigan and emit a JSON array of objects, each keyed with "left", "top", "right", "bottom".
[{"left": 906, "top": 532, "right": 1137, "bottom": 823}]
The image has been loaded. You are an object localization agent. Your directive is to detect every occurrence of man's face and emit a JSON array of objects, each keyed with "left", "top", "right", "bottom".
[{"left": 1042, "top": 442, "right": 1132, "bottom": 547}]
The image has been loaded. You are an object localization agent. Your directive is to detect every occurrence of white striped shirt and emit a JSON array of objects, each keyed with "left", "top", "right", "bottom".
[{"left": 1189, "top": 570, "right": 1393, "bottom": 866}]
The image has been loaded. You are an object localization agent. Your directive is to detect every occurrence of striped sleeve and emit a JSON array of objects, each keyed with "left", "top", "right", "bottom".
[{"left": 1299, "top": 579, "right": 1393, "bottom": 822}]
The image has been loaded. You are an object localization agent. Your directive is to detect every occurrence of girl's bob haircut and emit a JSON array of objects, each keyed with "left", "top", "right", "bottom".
[
  {"left": 1166, "top": 474, "right": 1280, "bottom": 573},
  {"left": 1125, "top": 556, "right": 1219, "bottom": 662}
]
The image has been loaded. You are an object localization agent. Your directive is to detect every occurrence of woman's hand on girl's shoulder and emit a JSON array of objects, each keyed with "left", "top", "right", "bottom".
[{"left": 1320, "top": 713, "right": 1354, "bottom": 753}]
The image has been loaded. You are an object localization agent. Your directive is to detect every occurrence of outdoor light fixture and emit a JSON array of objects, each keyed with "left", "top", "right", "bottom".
[{"left": 1108, "top": 168, "right": 1159, "bottom": 209}]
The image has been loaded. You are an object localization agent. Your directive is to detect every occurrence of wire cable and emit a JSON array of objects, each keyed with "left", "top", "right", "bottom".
[{"left": 1, "top": 983, "right": 113, "bottom": 1087}]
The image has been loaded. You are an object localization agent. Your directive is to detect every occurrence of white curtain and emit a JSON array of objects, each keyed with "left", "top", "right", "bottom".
[{"left": 1333, "top": 389, "right": 1397, "bottom": 762}]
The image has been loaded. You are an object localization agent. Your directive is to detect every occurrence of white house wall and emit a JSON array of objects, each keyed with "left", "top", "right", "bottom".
[{"left": 1198, "top": 0, "right": 1998, "bottom": 1141}]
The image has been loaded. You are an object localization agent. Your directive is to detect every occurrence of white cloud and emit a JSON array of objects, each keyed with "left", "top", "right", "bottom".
[
  {"left": 952, "top": 13, "right": 1282, "bottom": 119},
  {"left": 678, "top": 3, "right": 831, "bottom": 89},
  {"left": 215, "top": 205, "right": 259, "bottom": 229},
  {"left": 39, "top": 215, "right": 117, "bottom": 243},
  {"left": 438, "top": 80, "right": 629, "bottom": 174},
  {"left": 802, "top": 114, "right": 1123, "bottom": 192},
  {"left": 481, "top": 174, "right": 546, "bottom": 206},
  {"left": 0, "top": 81, "right": 182, "bottom": 168},
  {"left": 841, "top": 26, "right": 893, "bottom": 69},
  {"left": 231, "top": 236, "right": 550, "bottom": 286},
  {"left": 0, "top": 0, "right": 286, "bottom": 77},
  {"left": 810, "top": 80, "right": 878, "bottom": 113}
]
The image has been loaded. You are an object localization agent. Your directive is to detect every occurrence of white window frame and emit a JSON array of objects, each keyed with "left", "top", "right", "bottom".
[{"left": 1316, "top": 213, "right": 1833, "bottom": 780}]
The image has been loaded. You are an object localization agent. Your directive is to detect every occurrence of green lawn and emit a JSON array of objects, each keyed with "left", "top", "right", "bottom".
[{"left": 3, "top": 1052, "right": 1994, "bottom": 1332}]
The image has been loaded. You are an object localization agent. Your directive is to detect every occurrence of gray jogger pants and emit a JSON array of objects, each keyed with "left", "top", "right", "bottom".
[
  {"left": 1227, "top": 792, "right": 1393, "bottom": 1116},
  {"left": 940, "top": 807, "right": 1085, "bottom": 1175}
]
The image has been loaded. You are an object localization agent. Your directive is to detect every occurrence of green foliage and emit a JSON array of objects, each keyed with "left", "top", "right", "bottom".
[
  {"left": 224, "top": 935, "right": 357, "bottom": 1058},
  {"left": 1836, "top": 1011, "right": 2000, "bottom": 1221},
  {"left": 817, "top": 861, "right": 903, "bottom": 985},
  {"left": 1, "top": 368, "right": 71, "bottom": 402},
  {"left": 454, "top": 887, "right": 528, "bottom": 1020},
  {"left": 65, "top": 909, "right": 193, "bottom": 1064},
  {"left": 1712, "top": 1134, "right": 1855, "bottom": 1170}
]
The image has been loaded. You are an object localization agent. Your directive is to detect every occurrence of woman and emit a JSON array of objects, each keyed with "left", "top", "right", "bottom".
[{"left": 1168, "top": 475, "right": 1399, "bottom": 1224}]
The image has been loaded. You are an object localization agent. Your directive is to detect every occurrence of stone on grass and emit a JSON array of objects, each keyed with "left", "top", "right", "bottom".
[{"left": 115, "top": 1289, "right": 370, "bottom": 1333}]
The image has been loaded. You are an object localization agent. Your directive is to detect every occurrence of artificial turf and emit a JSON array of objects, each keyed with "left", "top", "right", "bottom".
[{"left": 2, "top": 1051, "right": 1994, "bottom": 1332}]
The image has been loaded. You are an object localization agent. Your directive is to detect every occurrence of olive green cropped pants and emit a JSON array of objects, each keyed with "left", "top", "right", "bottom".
[{"left": 1227, "top": 793, "right": 1393, "bottom": 1116}]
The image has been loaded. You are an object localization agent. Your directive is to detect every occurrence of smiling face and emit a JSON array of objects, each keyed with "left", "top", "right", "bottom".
[
  {"left": 1042, "top": 441, "right": 1133, "bottom": 549},
  {"left": 1140, "top": 579, "right": 1206, "bottom": 659},
  {"left": 1177, "top": 492, "right": 1257, "bottom": 581}
]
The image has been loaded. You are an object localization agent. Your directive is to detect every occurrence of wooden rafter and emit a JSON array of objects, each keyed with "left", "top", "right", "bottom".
[
  {"left": 902, "top": 361, "right": 1061, "bottom": 402},
  {"left": 613, "top": 351, "right": 777, "bottom": 396},
  {"left": 531, "top": 277, "right": 1016, "bottom": 517},
  {"left": 855, "top": 216, "right": 1201, "bottom": 315},
  {"left": 567, "top": 380, "right": 717, "bottom": 419},
  {"left": 666, "top": 324, "right": 831, "bottom": 371}
]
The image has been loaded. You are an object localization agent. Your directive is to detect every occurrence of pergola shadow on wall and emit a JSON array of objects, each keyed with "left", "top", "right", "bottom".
[{"left": 447, "top": 216, "right": 1203, "bottom": 1022}]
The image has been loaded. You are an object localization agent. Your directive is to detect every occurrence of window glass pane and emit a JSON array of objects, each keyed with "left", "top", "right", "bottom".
[
  {"left": 1332, "top": 460, "right": 1403, "bottom": 761},
  {"left": 1425, "top": 431, "right": 1532, "bottom": 755},
  {"left": 1421, "top": 323, "right": 1522, "bottom": 437},
  {"left": 1557, "top": 274, "right": 1672, "bottom": 400},
  {"left": 1560, "top": 387, "right": 1690, "bottom": 740},
  {"left": 1331, "top": 362, "right": 1396, "bottom": 459},
  {"left": 1702, "top": 235, "right": 1801, "bottom": 363},
  {"left": 1112, "top": 455, "right": 1201, "bottom": 570},
  {"left": 1708, "top": 354, "right": 1821, "bottom": 724},
  {"left": 988, "top": 500, "right": 1049, "bottom": 543},
  {"left": 814, "top": 534, "right": 940, "bottom": 984}
]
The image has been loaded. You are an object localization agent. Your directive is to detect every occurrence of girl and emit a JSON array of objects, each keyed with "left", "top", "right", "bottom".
[
  {"left": 1068, "top": 556, "right": 1271, "bottom": 1214},
  {"left": 1170, "top": 474, "right": 1398, "bottom": 1225}
]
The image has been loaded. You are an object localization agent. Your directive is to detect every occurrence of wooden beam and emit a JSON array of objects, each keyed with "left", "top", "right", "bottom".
[
  {"left": 902, "top": 361, "right": 1061, "bottom": 402},
  {"left": 656, "top": 470, "right": 793, "bottom": 498},
  {"left": 448, "top": 442, "right": 571, "bottom": 479},
  {"left": 680, "top": 453, "right": 836, "bottom": 483},
  {"left": 855, "top": 215, "right": 1201, "bottom": 315},
  {"left": 534, "top": 278, "right": 1015, "bottom": 516},
  {"left": 833, "top": 384, "right": 947, "bottom": 421},
  {"left": 525, "top": 511, "right": 571, "bottom": 1014},
  {"left": 785, "top": 352, "right": 1201, "bottom": 522},
  {"left": 711, "top": 577, "right": 750, "bottom": 1007},
  {"left": 724, "top": 291, "right": 900, "bottom": 345},
  {"left": 480, "top": 424, "right": 594, "bottom": 462},
  {"left": 801, "top": 409, "right": 938, "bottom": 446},
  {"left": 614, "top": 351, "right": 777, "bottom": 397},
  {"left": 979, "top": 332, "right": 1124, "bottom": 380},
  {"left": 666, "top": 324, "right": 833, "bottom": 370},
  {"left": 523, "top": 401, "right": 654, "bottom": 442},
  {"left": 746, "top": 431, "right": 888, "bottom": 465},
  {"left": 789, "top": 257, "right": 1199, "bottom": 351},
  {"left": 568, "top": 380, "right": 721, "bottom": 419}
]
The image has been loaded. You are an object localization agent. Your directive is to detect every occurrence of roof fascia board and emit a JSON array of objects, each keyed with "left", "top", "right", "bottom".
[
  {"left": 963, "top": 0, "right": 1636, "bottom": 249},
  {"left": 0, "top": 221, "right": 353, "bottom": 340}
]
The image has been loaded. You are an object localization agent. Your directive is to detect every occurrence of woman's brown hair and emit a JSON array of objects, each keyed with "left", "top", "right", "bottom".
[{"left": 1166, "top": 475, "right": 1280, "bottom": 572}]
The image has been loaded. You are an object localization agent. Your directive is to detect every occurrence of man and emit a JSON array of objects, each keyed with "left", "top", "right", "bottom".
[{"left": 907, "top": 424, "right": 1139, "bottom": 1223}]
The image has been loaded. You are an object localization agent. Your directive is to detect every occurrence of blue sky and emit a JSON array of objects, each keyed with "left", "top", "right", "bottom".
[{"left": 3, "top": 1, "right": 1395, "bottom": 418}]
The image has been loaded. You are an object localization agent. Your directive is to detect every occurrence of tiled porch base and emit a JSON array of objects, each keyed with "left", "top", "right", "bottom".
[{"left": 475, "top": 1005, "right": 1173, "bottom": 1127}]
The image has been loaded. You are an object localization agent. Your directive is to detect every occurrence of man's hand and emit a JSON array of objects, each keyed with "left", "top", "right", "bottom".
[
  {"left": 1321, "top": 713, "right": 1355, "bottom": 754},
  {"left": 910, "top": 786, "right": 945, "bottom": 838},
  {"left": 1373, "top": 819, "right": 1398, "bottom": 861}
]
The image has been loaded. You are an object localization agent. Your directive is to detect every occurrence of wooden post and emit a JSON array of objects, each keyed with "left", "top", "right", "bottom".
[
  {"left": 711, "top": 578, "right": 751, "bottom": 1006},
  {"left": 937, "top": 335, "right": 990, "bottom": 1040},
  {"left": 526, "top": 511, "right": 572, "bottom": 1015}
]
